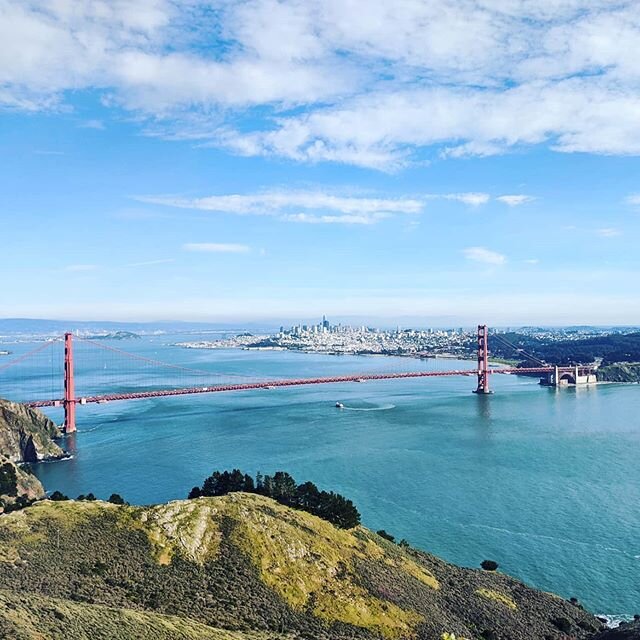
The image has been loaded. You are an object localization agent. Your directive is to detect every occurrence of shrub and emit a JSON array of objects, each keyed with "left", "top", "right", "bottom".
[
  {"left": 0, "top": 462, "right": 18, "bottom": 497},
  {"left": 480, "top": 560, "right": 499, "bottom": 571},
  {"left": 2, "top": 495, "right": 32, "bottom": 513},
  {"left": 376, "top": 529, "right": 395, "bottom": 542},
  {"left": 108, "top": 494, "right": 125, "bottom": 505},
  {"left": 49, "top": 491, "right": 69, "bottom": 501}
]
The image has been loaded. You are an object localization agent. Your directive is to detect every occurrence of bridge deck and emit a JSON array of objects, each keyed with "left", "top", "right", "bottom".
[{"left": 24, "top": 367, "right": 558, "bottom": 408}]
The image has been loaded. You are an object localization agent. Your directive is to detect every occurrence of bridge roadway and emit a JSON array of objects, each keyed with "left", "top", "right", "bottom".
[{"left": 24, "top": 366, "right": 558, "bottom": 408}]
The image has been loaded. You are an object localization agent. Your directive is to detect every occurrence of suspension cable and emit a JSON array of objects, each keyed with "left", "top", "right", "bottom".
[
  {"left": 0, "top": 340, "right": 57, "bottom": 373},
  {"left": 76, "top": 337, "right": 224, "bottom": 377},
  {"left": 491, "top": 333, "right": 547, "bottom": 366}
]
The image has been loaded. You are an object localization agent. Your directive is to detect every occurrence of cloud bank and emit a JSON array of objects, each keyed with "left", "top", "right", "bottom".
[
  {"left": 4, "top": 1, "right": 640, "bottom": 168},
  {"left": 139, "top": 189, "right": 529, "bottom": 224}
]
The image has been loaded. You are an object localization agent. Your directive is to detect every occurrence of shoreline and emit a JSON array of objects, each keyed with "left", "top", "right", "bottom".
[{"left": 175, "top": 341, "right": 521, "bottom": 369}]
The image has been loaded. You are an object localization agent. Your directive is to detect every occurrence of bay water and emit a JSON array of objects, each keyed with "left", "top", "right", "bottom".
[{"left": 2, "top": 333, "right": 638, "bottom": 618}]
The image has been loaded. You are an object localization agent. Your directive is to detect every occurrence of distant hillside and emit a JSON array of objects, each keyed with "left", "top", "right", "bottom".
[
  {"left": 596, "top": 363, "right": 640, "bottom": 383},
  {"left": 0, "top": 494, "right": 604, "bottom": 640},
  {"left": 491, "top": 331, "right": 640, "bottom": 367},
  {"left": 0, "top": 318, "right": 277, "bottom": 337}
]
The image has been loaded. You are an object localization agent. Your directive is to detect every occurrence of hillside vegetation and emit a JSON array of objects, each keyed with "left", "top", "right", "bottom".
[
  {"left": 596, "top": 363, "right": 640, "bottom": 383},
  {"left": 491, "top": 332, "right": 640, "bottom": 367},
  {"left": 0, "top": 493, "right": 603, "bottom": 640},
  {"left": 0, "top": 589, "right": 290, "bottom": 640}
]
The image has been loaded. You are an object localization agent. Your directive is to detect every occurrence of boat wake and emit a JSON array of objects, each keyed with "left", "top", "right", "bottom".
[{"left": 342, "top": 403, "right": 396, "bottom": 412}]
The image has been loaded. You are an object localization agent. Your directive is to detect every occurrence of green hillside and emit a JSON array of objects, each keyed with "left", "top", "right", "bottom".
[
  {"left": 0, "top": 493, "right": 603, "bottom": 640},
  {"left": 0, "top": 589, "right": 290, "bottom": 640}
]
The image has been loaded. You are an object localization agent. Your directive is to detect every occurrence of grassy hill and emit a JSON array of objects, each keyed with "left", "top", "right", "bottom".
[
  {"left": 0, "top": 589, "right": 290, "bottom": 640},
  {"left": 0, "top": 493, "right": 603, "bottom": 640}
]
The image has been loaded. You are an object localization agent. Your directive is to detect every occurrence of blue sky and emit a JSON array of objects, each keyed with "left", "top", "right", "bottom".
[{"left": 1, "top": 0, "right": 639, "bottom": 325}]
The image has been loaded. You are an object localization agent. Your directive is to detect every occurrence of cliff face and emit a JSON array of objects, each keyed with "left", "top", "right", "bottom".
[
  {"left": 0, "top": 398, "right": 63, "bottom": 463},
  {"left": 596, "top": 363, "right": 640, "bottom": 383},
  {"left": 0, "top": 398, "right": 62, "bottom": 510},
  {"left": 0, "top": 493, "right": 604, "bottom": 640}
]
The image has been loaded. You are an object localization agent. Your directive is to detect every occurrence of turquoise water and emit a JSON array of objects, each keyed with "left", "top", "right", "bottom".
[{"left": 2, "top": 334, "right": 639, "bottom": 618}]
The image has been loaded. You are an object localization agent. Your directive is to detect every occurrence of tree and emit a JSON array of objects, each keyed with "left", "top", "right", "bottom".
[
  {"left": 49, "top": 490, "right": 69, "bottom": 501},
  {"left": 199, "top": 469, "right": 254, "bottom": 497},
  {"left": 316, "top": 491, "right": 360, "bottom": 529},
  {"left": 377, "top": 529, "right": 395, "bottom": 542},
  {"left": 296, "top": 481, "right": 321, "bottom": 511},
  {"left": 108, "top": 493, "right": 125, "bottom": 505},
  {"left": 270, "top": 471, "right": 297, "bottom": 505},
  {"left": 201, "top": 471, "right": 222, "bottom": 496},
  {"left": 185, "top": 468, "right": 361, "bottom": 530},
  {"left": 481, "top": 560, "right": 499, "bottom": 571}
]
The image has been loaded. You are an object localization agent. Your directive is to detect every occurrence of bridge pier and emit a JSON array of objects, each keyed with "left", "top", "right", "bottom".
[
  {"left": 63, "top": 332, "right": 77, "bottom": 433},
  {"left": 473, "top": 324, "right": 492, "bottom": 395},
  {"left": 544, "top": 364, "right": 597, "bottom": 387}
]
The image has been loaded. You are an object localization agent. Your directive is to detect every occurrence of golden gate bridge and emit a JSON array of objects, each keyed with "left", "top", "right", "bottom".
[{"left": 0, "top": 325, "right": 594, "bottom": 433}]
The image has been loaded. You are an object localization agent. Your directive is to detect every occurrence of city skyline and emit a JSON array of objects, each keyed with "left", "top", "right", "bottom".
[{"left": 2, "top": 2, "right": 640, "bottom": 324}]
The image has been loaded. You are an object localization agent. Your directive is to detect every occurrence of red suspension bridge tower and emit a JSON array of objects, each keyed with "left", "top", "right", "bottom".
[
  {"left": 473, "top": 324, "right": 492, "bottom": 395},
  {"left": 63, "top": 332, "right": 77, "bottom": 433}
]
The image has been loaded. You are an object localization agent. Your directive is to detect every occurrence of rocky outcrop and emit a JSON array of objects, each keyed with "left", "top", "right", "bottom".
[
  {"left": 0, "top": 398, "right": 63, "bottom": 463},
  {"left": 0, "top": 455, "right": 45, "bottom": 511},
  {"left": 593, "top": 620, "right": 640, "bottom": 639},
  {"left": 0, "top": 398, "right": 61, "bottom": 511}
]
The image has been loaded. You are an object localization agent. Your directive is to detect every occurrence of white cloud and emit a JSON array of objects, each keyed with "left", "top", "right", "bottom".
[
  {"left": 596, "top": 228, "right": 622, "bottom": 238},
  {"left": 625, "top": 194, "right": 640, "bottom": 206},
  {"left": 524, "top": 259, "right": 540, "bottom": 265},
  {"left": 141, "top": 191, "right": 424, "bottom": 215},
  {"left": 6, "top": 1, "right": 640, "bottom": 168},
  {"left": 140, "top": 190, "right": 426, "bottom": 224},
  {"left": 182, "top": 243, "right": 250, "bottom": 253},
  {"left": 444, "top": 192, "right": 490, "bottom": 206},
  {"left": 497, "top": 195, "right": 535, "bottom": 206},
  {"left": 463, "top": 247, "right": 507, "bottom": 265},
  {"left": 281, "top": 213, "right": 388, "bottom": 225},
  {"left": 139, "top": 188, "right": 539, "bottom": 224}
]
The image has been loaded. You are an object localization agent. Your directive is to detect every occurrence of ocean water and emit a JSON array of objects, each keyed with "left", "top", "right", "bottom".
[{"left": 2, "top": 334, "right": 639, "bottom": 617}]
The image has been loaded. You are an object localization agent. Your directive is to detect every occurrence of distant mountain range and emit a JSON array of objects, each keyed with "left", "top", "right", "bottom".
[{"left": 0, "top": 318, "right": 279, "bottom": 337}]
